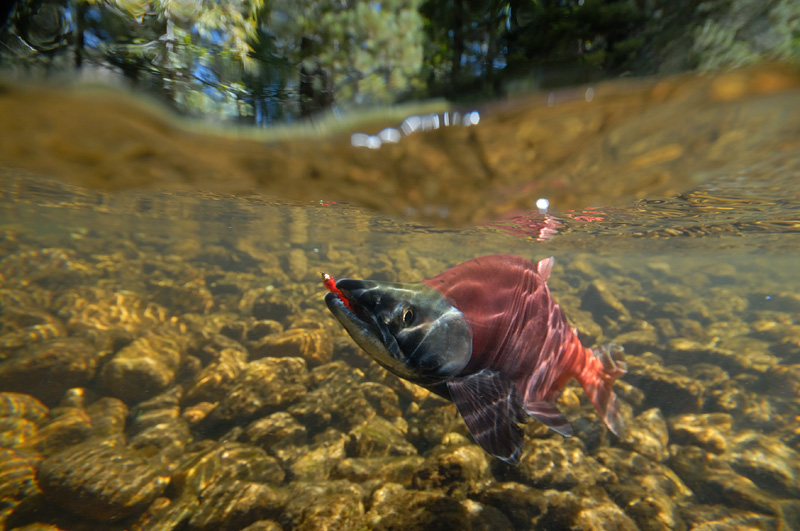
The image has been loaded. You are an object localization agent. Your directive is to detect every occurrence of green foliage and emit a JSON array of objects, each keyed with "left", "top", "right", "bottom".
[
  {"left": 690, "top": 0, "right": 800, "bottom": 70},
  {"left": 1, "top": 0, "right": 797, "bottom": 124}
]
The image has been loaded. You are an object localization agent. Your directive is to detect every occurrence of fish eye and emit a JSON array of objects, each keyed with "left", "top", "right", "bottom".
[{"left": 401, "top": 306, "right": 415, "bottom": 327}]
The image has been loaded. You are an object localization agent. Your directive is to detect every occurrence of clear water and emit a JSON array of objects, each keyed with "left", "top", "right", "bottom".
[{"left": 1, "top": 72, "right": 800, "bottom": 530}]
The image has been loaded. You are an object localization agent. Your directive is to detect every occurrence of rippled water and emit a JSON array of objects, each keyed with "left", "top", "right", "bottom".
[{"left": 1, "top": 70, "right": 800, "bottom": 530}]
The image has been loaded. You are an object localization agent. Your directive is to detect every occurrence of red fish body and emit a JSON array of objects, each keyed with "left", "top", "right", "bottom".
[
  {"left": 324, "top": 254, "right": 626, "bottom": 464},
  {"left": 424, "top": 254, "right": 626, "bottom": 440}
]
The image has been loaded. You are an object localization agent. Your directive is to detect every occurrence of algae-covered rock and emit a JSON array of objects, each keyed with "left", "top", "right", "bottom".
[
  {"left": 725, "top": 432, "right": 800, "bottom": 499},
  {"left": 187, "top": 480, "right": 285, "bottom": 531},
  {"left": 670, "top": 412, "right": 733, "bottom": 454},
  {"left": 250, "top": 327, "right": 333, "bottom": 366},
  {"left": 37, "top": 440, "right": 169, "bottom": 521},
  {"left": 345, "top": 416, "right": 416, "bottom": 458},
  {"left": 625, "top": 353, "right": 704, "bottom": 414},
  {"left": 281, "top": 480, "right": 365, "bottom": 531},
  {"left": 669, "top": 444, "right": 780, "bottom": 515},
  {"left": 414, "top": 443, "right": 490, "bottom": 493},
  {"left": 206, "top": 357, "right": 308, "bottom": 426},
  {"left": 241, "top": 411, "right": 307, "bottom": 460},
  {"left": 0, "top": 338, "right": 99, "bottom": 406},
  {"left": 365, "top": 482, "right": 471, "bottom": 530},
  {"left": 618, "top": 407, "right": 670, "bottom": 462},
  {"left": 99, "top": 331, "right": 187, "bottom": 404},
  {"left": 331, "top": 455, "right": 424, "bottom": 485},
  {"left": 514, "top": 437, "right": 616, "bottom": 489},
  {"left": 538, "top": 485, "right": 639, "bottom": 531}
]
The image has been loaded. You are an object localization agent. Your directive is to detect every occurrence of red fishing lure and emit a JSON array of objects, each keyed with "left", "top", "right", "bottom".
[{"left": 322, "top": 272, "right": 353, "bottom": 311}]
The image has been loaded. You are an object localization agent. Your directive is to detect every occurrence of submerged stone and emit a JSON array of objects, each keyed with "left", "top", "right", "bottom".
[
  {"left": 0, "top": 338, "right": 99, "bottom": 406},
  {"left": 37, "top": 440, "right": 169, "bottom": 521}
]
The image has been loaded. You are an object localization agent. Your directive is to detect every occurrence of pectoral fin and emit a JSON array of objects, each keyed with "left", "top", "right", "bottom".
[{"left": 447, "top": 369, "right": 526, "bottom": 465}]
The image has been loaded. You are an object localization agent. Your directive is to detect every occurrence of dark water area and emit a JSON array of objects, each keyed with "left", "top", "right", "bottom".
[{"left": 2, "top": 68, "right": 800, "bottom": 530}]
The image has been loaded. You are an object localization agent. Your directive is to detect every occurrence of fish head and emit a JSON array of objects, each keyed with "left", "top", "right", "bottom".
[{"left": 325, "top": 278, "right": 471, "bottom": 385}]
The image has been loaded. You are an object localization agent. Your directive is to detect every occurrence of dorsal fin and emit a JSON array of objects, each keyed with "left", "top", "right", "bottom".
[{"left": 537, "top": 256, "right": 554, "bottom": 281}]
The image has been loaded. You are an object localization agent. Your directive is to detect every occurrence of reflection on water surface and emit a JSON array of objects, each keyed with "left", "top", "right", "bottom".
[{"left": 1, "top": 67, "right": 800, "bottom": 530}]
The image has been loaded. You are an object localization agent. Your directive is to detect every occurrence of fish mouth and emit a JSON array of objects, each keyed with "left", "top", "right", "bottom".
[
  {"left": 324, "top": 282, "right": 376, "bottom": 332},
  {"left": 324, "top": 279, "right": 385, "bottom": 343},
  {"left": 324, "top": 278, "right": 408, "bottom": 369}
]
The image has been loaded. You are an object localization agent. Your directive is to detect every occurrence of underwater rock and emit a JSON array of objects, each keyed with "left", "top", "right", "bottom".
[
  {"left": 184, "top": 347, "right": 248, "bottom": 404},
  {"left": 610, "top": 324, "right": 660, "bottom": 354},
  {"left": 537, "top": 485, "right": 639, "bottom": 531},
  {"left": 289, "top": 430, "right": 348, "bottom": 482},
  {"left": 239, "top": 521, "right": 283, "bottom": 531},
  {"left": 26, "top": 406, "right": 93, "bottom": 456},
  {"left": 129, "top": 417, "right": 192, "bottom": 472},
  {"left": 607, "top": 483, "right": 686, "bottom": 531},
  {"left": 0, "top": 338, "right": 98, "bottom": 406},
  {"left": 331, "top": 456, "right": 425, "bottom": 486},
  {"left": 0, "top": 306, "right": 66, "bottom": 349},
  {"left": 206, "top": 357, "right": 307, "bottom": 427},
  {"left": 287, "top": 361, "right": 375, "bottom": 432},
  {"left": 0, "top": 448, "right": 42, "bottom": 502},
  {"left": 679, "top": 505, "right": 781, "bottom": 531},
  {"left": 159, "top": 441, "right": 286, "bottom": 530},
  {"left": 765, "top": 363, "right": 800, "bottom": 396},
  {"left": 473, "top": 481, "right": 548, "bottom": 529},
  {"left": 187, "top": 480, "right": 285, "bottom": 531},
  {"left": 668, "top": 337, "right": 779, "bottom": 374},
  {"left": 129, "top": 385, "right": 183, "bottom": 433},
  {"left": 669, "top": 444, "right": 780, "bottom": 515},
  {"left": 57, "top": 288, "right": 171, "bottom": 335},
  {"left": 462, "top": 498, "right": 515, "bottom": 531},
  {"left": 625, "top": 353, "right": 704, "bottom": 414},
  {"left": 99, "top": 330, "right": 187, "bottom": 404},
  {"left": 0, "top": 392, "right": 49, "bottom": 424},
  {"left": 365, "top": 482, "right": 471, "bottom": 530},
  {"left": 514, "top": 437, "right": 616, "bottom": 489},
  {"left": 405, "top": 401, "right": 465, "bottom": 455},
  {"left": 150, "top": 278, "right": 214, "bottom": 315},
  {"left": 597, "top": 448, "right": 692, "bottom": 531},
  {"left": 618, "top": 408, "right": 670, "bottom": 462},
  {"left": 345, "top": 416, "right": 417, "bottom": 458},
  {"left": 239, "top": 289, "right": 297, "bottom": 325},
  {"left": 0, "top": 416, "right": 37, "bottom": 448},
  {"left": 245, "top": 319, "right": 283, "bottom": 341},
  {"left": 581, "top": 278, "right": 631, "bottom": 326},
  {"left": 37, "top": 440, "right": 169, "bottom": 521},
  {"left": 669, "top": 412, "right": 733, "bottom": 454},
  {"left": 84, "top": 396, "right": 128, "bottom": 439},
  {"left": 359, "top": 381, "right": 403, "bottom": 418},
  {"left": 241, "top": 411, "right": 307, "bottom": 461},
  {"left": 413, "top": 443, "right": 490, "bottom": 493},
  {"left": 281, "top": 480, "right": 364, "bottom": 531},
  {"left": 725, "top": 432, "right": 800, "bottom": 499},
  {"left": 250, "top": 327, "right": 333, "bottom": 366}
]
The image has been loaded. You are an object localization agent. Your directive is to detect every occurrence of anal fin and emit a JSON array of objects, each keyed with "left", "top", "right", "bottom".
[
  {"left": 447, "top": 369, "right": 525, "bottom": 465},
  {"left": 524, "top": 401, "right": 573, "bottom": 437}
]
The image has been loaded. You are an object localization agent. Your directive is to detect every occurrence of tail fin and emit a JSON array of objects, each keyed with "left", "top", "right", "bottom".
[{"left": 580, "top": 343, "right": 627, "bottom": 437}]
